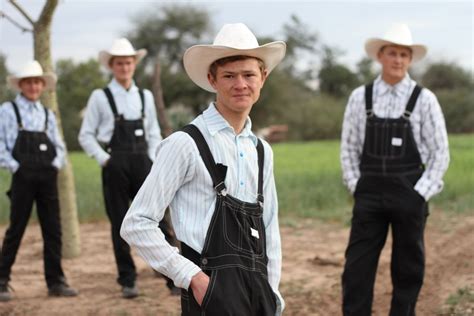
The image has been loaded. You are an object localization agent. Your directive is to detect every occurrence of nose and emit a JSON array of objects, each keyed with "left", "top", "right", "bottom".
[{"left": 234, "top": 75, "right": 247, "bottom": 89}]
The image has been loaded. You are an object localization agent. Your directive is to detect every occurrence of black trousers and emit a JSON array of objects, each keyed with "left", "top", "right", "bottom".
[
  {"left": 0, "top": 167, "right": 65, "bottom": 288},
  {"left": 102, "top": 152, "right": 152, "bottom": 287},
  {"left": 342, "top": 174, "right": 428, "bottom": 316}
]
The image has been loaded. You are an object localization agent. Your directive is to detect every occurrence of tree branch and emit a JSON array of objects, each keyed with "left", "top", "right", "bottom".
[
  {"left": 0, "top": 10, "right": 33, "bottom": 32},
  {"left": 37, "top": 0, "right": 58, "bottom": 26},
  {"left": 8, "top": 0, "right": 34, "bottom": 25}
]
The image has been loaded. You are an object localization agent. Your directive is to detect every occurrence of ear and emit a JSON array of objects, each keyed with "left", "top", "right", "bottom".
[
  {"left": 260, "top": 69, "right": 268, "bottom": 88},
  {"left": 208, "top": 73, "right": 218, "bottom": 90}
]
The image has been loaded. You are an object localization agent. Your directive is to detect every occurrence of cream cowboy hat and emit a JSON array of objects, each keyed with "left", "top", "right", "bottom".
[
  {"left": 183, "top": 23, "right": 286, "bottom": 93},
  {"left": 98, "top": 38, "right": 147, "bottom": 69},
  {"left": 7, "top": 60, "right": 57, "bottom": 91},
  {"left": 365, "top": 23, "right": 427, "bottom": 62}
]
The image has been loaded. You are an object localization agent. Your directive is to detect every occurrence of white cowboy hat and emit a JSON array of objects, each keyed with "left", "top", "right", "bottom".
[
  {"left": 98, "top": 38, "right": 147, "bottom": 69},
  {"left": 183, "top": 23, "right": 286, "bottom": 93},
  {"left": 7, "top": 60, "right": 57, "bottom": 91},
  {"left": 365, "top": 23, "right": 427, "bottom": 62}
]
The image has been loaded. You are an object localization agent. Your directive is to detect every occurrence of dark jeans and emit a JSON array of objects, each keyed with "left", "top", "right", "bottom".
[{"left": 342, "top": 174, "right": 429, "bottom": 316}]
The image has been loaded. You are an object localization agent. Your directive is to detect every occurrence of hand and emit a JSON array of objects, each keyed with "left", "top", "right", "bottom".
[{"left": 190, "top": 271, "right": 209, "bottom": 306}]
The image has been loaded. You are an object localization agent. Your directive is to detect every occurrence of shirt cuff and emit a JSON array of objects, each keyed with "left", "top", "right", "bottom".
[
  {"left": 9, "top": 160, "right": 20, "bottom": 174},
  {"left": 348, "top": 178, "right": 359, "bottom": 194},
  {"left": 97, "top": 152, "right": 111, "bottom": 166},
  {"left": 274, "top": 290, "right": 285, "bottom": 316},
  {"left": 414, "top": 181, "right": 430, "bottom": 201},
  {"left": 52, "top": 157, "right": 63, "bottom": 170},
  {"left": 171, "top": 259, "right": 202, "bottom": 290}
]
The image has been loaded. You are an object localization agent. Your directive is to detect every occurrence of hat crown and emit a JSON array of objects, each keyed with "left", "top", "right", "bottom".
[
  {"left": 381, "top": 23, "right": 414, "bottom": 46},
  {"left": 108, "top": 38, "right": 138, "bottom": 56},
  {"left": 212, "top": 23, "right": 260, "bottom": 49},
  {"left": 17, "top": 60, "right": 44, "bottom": 78}
]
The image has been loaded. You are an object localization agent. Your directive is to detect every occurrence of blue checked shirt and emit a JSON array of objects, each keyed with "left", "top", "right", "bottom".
[
  {"left": 121, "top": 103, "right": 284, "bottom": 314},
  {"left": 0, "top": 94, "right": 66, "bottom": 173},
  {"left": 341, "top": 74, "right": 450, "bottom": 201}
]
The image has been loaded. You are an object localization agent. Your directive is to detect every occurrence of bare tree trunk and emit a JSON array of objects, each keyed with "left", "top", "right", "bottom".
[
  {"left": 33, "top": 0, "right": 80, "bottom": 258},
  {"left": 152, "top": 57, "right": 173, "bottom": 137}
]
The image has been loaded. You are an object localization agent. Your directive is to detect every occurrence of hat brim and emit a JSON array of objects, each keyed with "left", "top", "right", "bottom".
[
  {"left": 7, "top": 73, "right": 57, "bottom": 91},
  {"left": 98, "top": 49, "right": 148, "bottom": 70},
  {"left": 183, "top": 41, "right": 286, "bottom": 93},
  {"left": 365, "top": 38, "right": 427, "bottom": 62}
]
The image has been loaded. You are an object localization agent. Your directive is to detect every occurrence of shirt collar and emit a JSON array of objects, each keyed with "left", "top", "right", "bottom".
[
  {"left": 374, "top": 74, "right": 412, "bottom": 97},
  {"left": 108, "top": 78, "right": 138, "bottom": 94},
  {"left": 15, "top": 94, "right": 42, "bottom": 111},
  {"left": 202, "top": 103, "right": 257, "bottom": 145}
]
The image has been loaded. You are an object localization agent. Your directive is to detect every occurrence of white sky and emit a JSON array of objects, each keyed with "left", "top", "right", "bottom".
[{"left": 0, "top": 0, "right": 472, "bottom": 75}]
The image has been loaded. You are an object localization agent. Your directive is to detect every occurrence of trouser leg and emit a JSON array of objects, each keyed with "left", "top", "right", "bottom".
[
  {"left": 342, "top": 193, "right": 389, "bottom": 316},
  {"left": 0, "top": 169, "right": 35, "bottom": 282},
  {"left": 102, "top": 158, "right": 136, "bottom": 287},
  {"left": 35, "top": 169, "right": 65, "bottom": 288}
]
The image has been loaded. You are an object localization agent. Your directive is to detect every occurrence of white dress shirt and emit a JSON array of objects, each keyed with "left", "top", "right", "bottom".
[
  {"left": 121, "top": 103, "right": 284, "bottom": 314},
  {"left": 340, "top": 74, "right": 450, "bottom": 201},
  {"left": 0, "top": 94, "right": 66, "bottom": 173},
  {"left": 78, "top": 78, "right": 161, "bottom": 165}
]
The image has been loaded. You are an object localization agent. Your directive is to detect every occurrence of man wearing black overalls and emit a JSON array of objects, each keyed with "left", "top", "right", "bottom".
[
  {"left": 121, "top": 23, "right": 287, "bottom": 315},
  {"left": 78, "top": 38, "right": 177, "bottom": 298},
  {"left": 0, "top": 60, "right": 78, "bottom": 301},
  {"left": 340, "top": 23, "right": 450, "bottom": 315}
]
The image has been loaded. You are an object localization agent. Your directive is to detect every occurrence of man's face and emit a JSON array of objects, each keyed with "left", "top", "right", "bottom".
[
  {"left": 208, "top": 58, "right": 267, "bottom": 116},
  {"left": 110, "top": 56, "right": 137, "bottom": 83},
  {"left": 19, "top": 77, "right": 45, "bottom": 101},
  {"left": 377, "top": 45, "right": 413, "bottom": 84}
]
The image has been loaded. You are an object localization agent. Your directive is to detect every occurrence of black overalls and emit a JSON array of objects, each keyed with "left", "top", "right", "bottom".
[
  {"left": 342, "top": 84, "right": 429, "bottom": 316},
  {"left": 180, "top": 125, "right": 277, "bottom": 316},
  {"left": 101, "top": 87, "right": 152, "bottom": 288},
  {"left": 0, "top": 101, "right": 66, "bottom": 288}
]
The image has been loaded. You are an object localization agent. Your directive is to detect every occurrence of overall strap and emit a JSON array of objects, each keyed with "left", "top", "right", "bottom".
[
  {"left": 103, "top": 87, "right": 120, "bottom": 118},
  {"left": 364, "top": 83, "right": 374, "bottom": 116},
  {"left": 43, "top": 107, "right": 49, "bottom": 131},
  {"left": 403, "top": 85, "right": 423, "bottom": 119},
  {"left": 256, "top": 139, "right": 264, "bottom": 204},
  {"left": 138, "top": 89, "right": 145, "bottom": 119},
  {"left": 182, "top": 124, "right": 228, "bottom": 194},
  {"left": 10, "top": 101, "right": 23, "bottom": 129}
]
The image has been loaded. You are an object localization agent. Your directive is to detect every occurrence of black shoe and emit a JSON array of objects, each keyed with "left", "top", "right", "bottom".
[
  {"left": 0, "top": 282, "right": 12, "bottom": 302},
  {"left": 48, "top": 283, "right": 78, "bottom": 297},
  {"left": 122, "top": 285, "right": 139, "bottom": 299}
]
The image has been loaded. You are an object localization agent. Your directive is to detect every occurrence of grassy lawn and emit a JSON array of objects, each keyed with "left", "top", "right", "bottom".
[{"left": 0, "top": 134, "right": 472, "bottom": 223}]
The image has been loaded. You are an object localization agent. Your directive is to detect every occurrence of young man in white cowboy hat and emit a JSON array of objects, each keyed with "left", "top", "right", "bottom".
[
  {"left": 78, "top": 37, "right": 177, "bottom": 298},
  {"left": 121, "top": 23, "right": 286, "bottom": 315},
  {"left": 340, "top": 23, "right": 449, "bottom": 315},
  {"left": 0, "top": 60, "right": 78, "bottom": 301}
]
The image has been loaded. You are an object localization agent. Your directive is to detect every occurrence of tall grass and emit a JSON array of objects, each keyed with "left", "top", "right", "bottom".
[{"left": 0, "top": 134, "right": 472, "bottom": 224}]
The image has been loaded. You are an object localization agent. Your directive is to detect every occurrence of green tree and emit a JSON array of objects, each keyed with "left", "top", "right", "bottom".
[
  {"left": 56, "top": 58, "right": 107, "bottom": 150},
  {"left": 0, "top": 54, "right": 14, "bottom": 101},
  {"left": 356, "top": 57, "right": 376, "bottom": 84},
  {"left": 318, "top": 46, "right": 358, "bottom": 97},
  {"left": 421, "top": 62, "right": 473, "bottom": 91}
]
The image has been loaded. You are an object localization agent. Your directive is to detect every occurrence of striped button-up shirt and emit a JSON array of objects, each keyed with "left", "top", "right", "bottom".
[
  {"left": 0, "top": 94, "right": 66, "bottom": 173},
  {"left": 121, "top": 103, "right": 284, "bottom": 314},
  {"left": 340, "top": 74, "right": 450, "bottom": 200},
  {"left": 78, "top": 79, "right": 162, "bottom": 166}
]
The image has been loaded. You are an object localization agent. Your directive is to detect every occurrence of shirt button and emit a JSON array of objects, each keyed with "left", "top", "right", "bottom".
[
  {"left": 239, "top": 152, "right": 244, "bottom": 157},
  {"left": 240, "top": 181, "right": 244, "bottom": 186}
]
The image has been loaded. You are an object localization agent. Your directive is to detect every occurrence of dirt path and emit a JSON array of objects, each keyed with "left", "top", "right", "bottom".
[{"left": 0, "top": 211, "right": 472, "bottom": 315}]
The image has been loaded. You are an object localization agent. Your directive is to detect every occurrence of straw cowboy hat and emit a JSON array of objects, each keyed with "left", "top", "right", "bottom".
[
  {"left": 183, "top": 23, "right": 286, "bottom": 93},
  {"left": 7, "top": 60, "right": 57, "bottom": 91},
  {"left": 365, "top": 23, "right": 427, "bottom": 62},
  {"left": 98, "top": 38, "right": 147, "bottom": 69}
]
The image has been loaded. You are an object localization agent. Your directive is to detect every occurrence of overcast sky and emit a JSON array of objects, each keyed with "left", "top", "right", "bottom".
[{"left": 0, "top": 0, "right": 472, "bottom": 75}]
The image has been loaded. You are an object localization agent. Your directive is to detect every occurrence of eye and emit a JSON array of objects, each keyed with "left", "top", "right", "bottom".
[{"left": 223, "top": 74, "right": 234, "bottom": 79}]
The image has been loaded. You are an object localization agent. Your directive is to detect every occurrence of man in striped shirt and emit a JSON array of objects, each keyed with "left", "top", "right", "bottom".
[
  {"left": 121, "top": 23, "right": 286, "bottom": 315},
  {"left": 340, "top": 23, "right": 449, "bottom": 315}
]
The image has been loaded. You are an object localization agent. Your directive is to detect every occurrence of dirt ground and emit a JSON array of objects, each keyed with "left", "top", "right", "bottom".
[{"left": 0, "top": 210, "right": 472, "bottom": 316}]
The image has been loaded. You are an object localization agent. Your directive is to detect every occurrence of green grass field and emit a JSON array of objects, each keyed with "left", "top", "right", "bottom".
[{"left": 0, "top": 134, "right": 472, "bottom": 224}]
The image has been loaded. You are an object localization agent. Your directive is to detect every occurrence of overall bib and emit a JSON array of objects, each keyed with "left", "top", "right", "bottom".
[
  {"left": 0, "top": 101, "right": 65, "bottom": 288},
  {"left": 180, "top": 125, "right": 277, "bottom": 316},
  {"left": 342, "top": 84, "right": 428, "bottom": 316},
  {"left": 101, "top": 87, "right": 152, "bottom": 287}
]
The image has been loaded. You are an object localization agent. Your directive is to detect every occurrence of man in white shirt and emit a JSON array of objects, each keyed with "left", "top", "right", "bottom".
[
  {"left": 121, "top": 23, "right": 286, "bottom": 315},
  {"left": 0, "top": 60, "right": 78, "bottom": 301},
  {"left": 78, "top": 38, "right": 176, "bottom": 298},
  {"left": 340, "top": 23, "right": 450, "bottom": 315}
]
